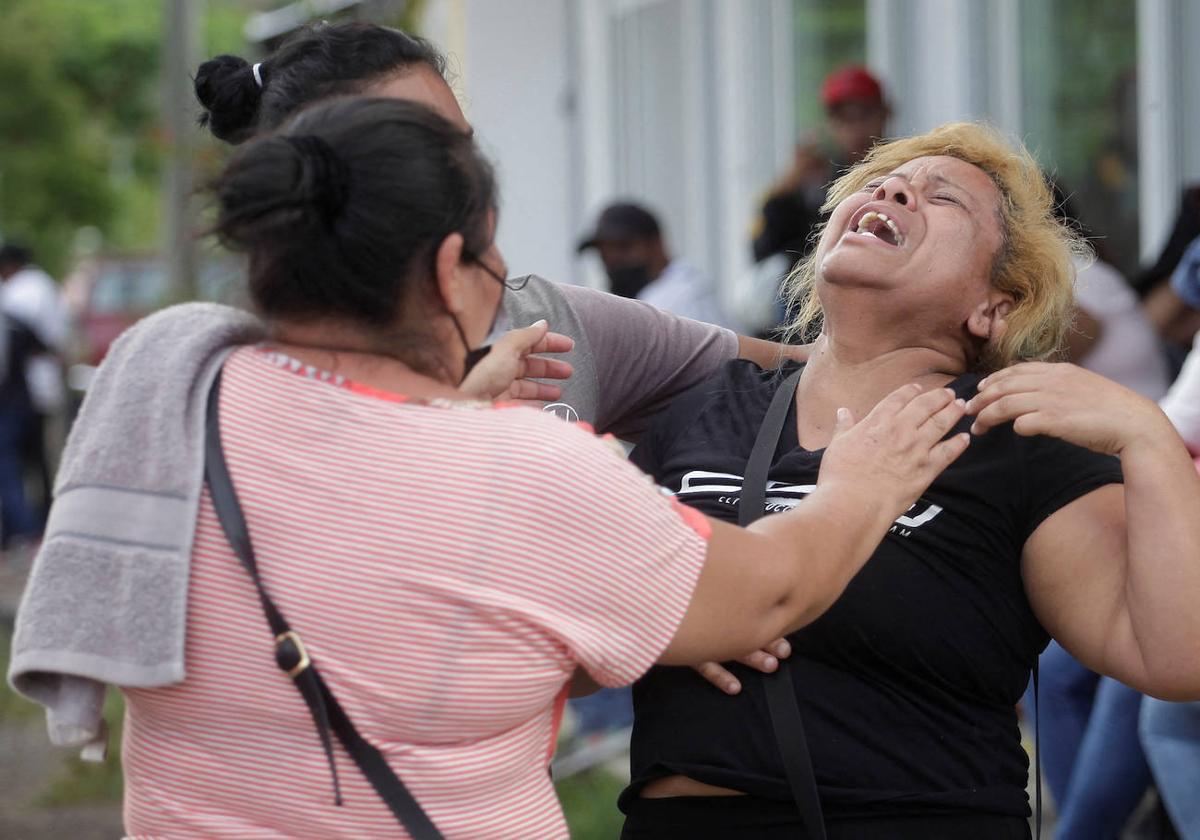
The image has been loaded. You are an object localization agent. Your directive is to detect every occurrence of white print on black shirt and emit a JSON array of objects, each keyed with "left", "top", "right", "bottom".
[{"left": 675, "top": 470, "right": 943, "bottom": 537}]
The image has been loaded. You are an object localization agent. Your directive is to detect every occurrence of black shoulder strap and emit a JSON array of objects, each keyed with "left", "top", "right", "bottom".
[
  {"left": 738, "top": 366, "right": 827, "bottom": 840},
  {"left": 204, "top": 369, "right": 445, "bottom": 840}
]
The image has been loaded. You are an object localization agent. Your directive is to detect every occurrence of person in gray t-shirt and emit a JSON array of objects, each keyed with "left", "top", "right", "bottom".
[{"left": 195, "top": 24, "right": 795, "bottom": 440}]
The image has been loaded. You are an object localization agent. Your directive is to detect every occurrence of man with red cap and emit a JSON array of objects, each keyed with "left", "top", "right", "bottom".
[{"left": 742, "top": 65, "right": 890, "bottom": 334}]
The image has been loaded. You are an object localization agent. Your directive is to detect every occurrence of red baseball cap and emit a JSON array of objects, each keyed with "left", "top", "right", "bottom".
[{"left": 821, "top": 65, "right": 885, "bottom": 109}]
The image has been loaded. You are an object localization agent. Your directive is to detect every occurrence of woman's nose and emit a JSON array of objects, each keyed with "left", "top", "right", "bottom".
[{"left": 872, "top": 176, "right": 916, "bottom": 208}]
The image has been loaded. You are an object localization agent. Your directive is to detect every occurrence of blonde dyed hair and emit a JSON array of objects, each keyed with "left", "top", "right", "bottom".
[{"left": 781, "top": 122, "right": 1088, "bottom": 370}]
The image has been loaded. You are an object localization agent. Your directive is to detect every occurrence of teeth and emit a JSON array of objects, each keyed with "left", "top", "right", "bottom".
[
  {"left": 856, "top": 211, "right": 879, "bottom": 233},
  {"left": 855, "top": 210, "right": 904, "bottom": 245}
]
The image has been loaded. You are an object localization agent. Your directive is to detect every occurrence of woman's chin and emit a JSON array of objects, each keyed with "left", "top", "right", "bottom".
[
  {"left": 817, "top": 265, "right": 904, "bottom": 293},
  {"left": 819, "top": 247, "right": 904, "bottom": 288}
]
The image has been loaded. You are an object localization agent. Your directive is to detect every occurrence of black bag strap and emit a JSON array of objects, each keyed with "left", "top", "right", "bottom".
[
  {"left": 204, "top": 369, "right": 445, "bottom": 840},
  {"left": 738, "top": 366, "right": 827, "bottom": 840}
]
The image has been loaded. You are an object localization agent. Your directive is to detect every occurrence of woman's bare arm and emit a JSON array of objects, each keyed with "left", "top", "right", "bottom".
[
  {"left": 737, "top": 335, "right": 811, "bottom": 369},
  {"left": 970, "top": 362, "right": 1200, "bottom": 700}
]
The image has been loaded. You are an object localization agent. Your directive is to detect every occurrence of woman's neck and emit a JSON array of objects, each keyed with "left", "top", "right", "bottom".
[
  {"left": 268, "top": 319, "right": 465, "bottom": 401},
  {"left": 793, "top": 332, "right": 968, "bottom": 451}
]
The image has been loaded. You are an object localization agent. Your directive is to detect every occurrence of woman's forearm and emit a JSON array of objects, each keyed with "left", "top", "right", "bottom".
[{"left": 1120, "top": 426, "right": 1200, "bottom": 697}]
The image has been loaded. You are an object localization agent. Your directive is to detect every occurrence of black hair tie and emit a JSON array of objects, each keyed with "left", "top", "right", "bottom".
[{"left": 286, "top": 134, "right": 350, "bottom": 226}]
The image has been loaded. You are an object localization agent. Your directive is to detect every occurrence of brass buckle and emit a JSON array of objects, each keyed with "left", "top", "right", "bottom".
[{"left": 275, "top": 630, "right": 311, "bottom": 678}]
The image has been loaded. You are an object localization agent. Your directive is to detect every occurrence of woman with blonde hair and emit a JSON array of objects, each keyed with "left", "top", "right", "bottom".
[{"left": 620, "top": 122, "right": 1200, "bottom": 839}]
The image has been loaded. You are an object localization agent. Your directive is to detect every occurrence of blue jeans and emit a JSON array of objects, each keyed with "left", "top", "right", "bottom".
[
  {"left": 1026, "top": 641, "right": 1150, "bottom": 840},
  {"left": 0, "top": 403, "right": 39, "bottom": 545},
  {"left": 1140, "top": 699, "right": 1200, "bottom": 839}
]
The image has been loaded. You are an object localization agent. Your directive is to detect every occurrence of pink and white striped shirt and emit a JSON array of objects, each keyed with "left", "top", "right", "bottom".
[{"left": 121, "top": 347, "right": 708, "bottom": 839}]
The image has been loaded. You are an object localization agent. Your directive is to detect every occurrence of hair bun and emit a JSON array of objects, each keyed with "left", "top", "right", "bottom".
[
  {"left": 286, "top": 135, "right": 350, "bottom": 225},
  {"left": 195, "top": 54, "right": 263, "bottom": 144}
]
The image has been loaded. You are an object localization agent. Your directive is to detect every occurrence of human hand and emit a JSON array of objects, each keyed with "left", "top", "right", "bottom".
[
  {"left": 819, "top": 384, "right": 970, "bottom": 515},
  {"left": 459, "top": 320, "right": 574, "bottom": 404},
  {"left": 966, "top": 362, "right": 1164, "bottom": 456},
  {"left": 693, "top": 638, "right": 791, "bottom": 695}
]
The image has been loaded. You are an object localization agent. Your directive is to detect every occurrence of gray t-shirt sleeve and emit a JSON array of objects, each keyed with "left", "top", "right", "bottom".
[
  {"left": 504, "top": 276, "right": 739, "bottom": 438},
  {"left": 556, "top": 282, "right": 738, "bottom": 440},
  {"left": 503, "top": 275, "right": 602, "bottom": 428}
]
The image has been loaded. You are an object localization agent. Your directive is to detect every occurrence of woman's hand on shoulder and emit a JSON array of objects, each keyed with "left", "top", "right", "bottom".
[
  {"left": 819, "top": 383, "right": 970, "bottom": 514},
  {"left": 460, "top": 319, "right": 574, "bottom": 404},
  {"left": 966, "top": 361, "right": 1167, "bottom": 456},
  {"left": 693, "top": 638, "right": 792, "bottom": 695}
]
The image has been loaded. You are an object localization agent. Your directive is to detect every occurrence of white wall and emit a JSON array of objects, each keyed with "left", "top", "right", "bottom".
[
  {"left": 420, "top": 0, "right": 793, "bottom": 302},
  {"left": 421, "top": 0, "right": 581, "bottom": 287}
]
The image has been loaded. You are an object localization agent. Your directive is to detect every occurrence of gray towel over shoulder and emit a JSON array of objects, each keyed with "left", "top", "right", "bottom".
[{"left": 7, "top": 302, "right": 264, "bottom": 749}]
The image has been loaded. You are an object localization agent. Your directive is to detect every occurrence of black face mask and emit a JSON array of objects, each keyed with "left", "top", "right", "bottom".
[
  {"left": 452, "top": 296, "right": 509, "bottom": 384},
  {"left": 606, "top": 263, "right": 653, "bottom": 299}
]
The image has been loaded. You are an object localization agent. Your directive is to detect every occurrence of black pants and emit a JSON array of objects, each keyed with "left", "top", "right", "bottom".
[{"left": 620, "top": 795, "right": 1032, "bottom": 840}]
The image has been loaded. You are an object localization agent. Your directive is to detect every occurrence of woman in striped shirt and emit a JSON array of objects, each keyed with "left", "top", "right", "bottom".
[{"left": 114, "top": 96, "right": 969, "bottom": 838}]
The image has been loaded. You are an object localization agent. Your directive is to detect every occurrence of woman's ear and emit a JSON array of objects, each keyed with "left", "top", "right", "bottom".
[
  {"left": 967, "top": 291, "right": 1014, "bottom": 343},
  {"left": 434, "top": 232, "right": 467, "bottom": 315}
]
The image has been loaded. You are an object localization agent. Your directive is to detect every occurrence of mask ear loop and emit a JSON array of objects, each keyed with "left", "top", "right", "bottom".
[
  {"left": 450, "top": 313, "right": 493, "bottom": 384},
  {"left": 447, "top": 247, "right": 507, "bottom": 384}
]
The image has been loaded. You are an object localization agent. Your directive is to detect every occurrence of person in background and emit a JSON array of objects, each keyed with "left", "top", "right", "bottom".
[
  {"left": 740, "top": 65, "right": 891, "bottom": 336},
  {"left": 0, "top": 310, "right": 44, "bottom": 551},
  {"left": 1141, "top": 191, "right": 1200, "bottom": 373},
  {"left": 0, "top": 243, "right": 68, "bottom": 524},
  {"left": 577, "top": 202, "right": 736, "bottom": 329},
  {"left": 1140, "top": 232, "right": 1200, "bottom": 840},
  {"left": 1056, "top": 187, "right": 1169, "bottom": 401}
]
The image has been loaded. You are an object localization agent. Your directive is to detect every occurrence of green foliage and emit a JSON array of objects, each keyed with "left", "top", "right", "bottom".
[
  {"left": 0, "top": 0, "right": 249, "bottom": 277},
  {"left": 556, "top": 768, "right": 628, "bottom": 840}
]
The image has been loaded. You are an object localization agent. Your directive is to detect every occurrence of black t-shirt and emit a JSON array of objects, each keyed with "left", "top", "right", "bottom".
[{"left": 623, "top": 360, "right": 1123, "bottom": 820}]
